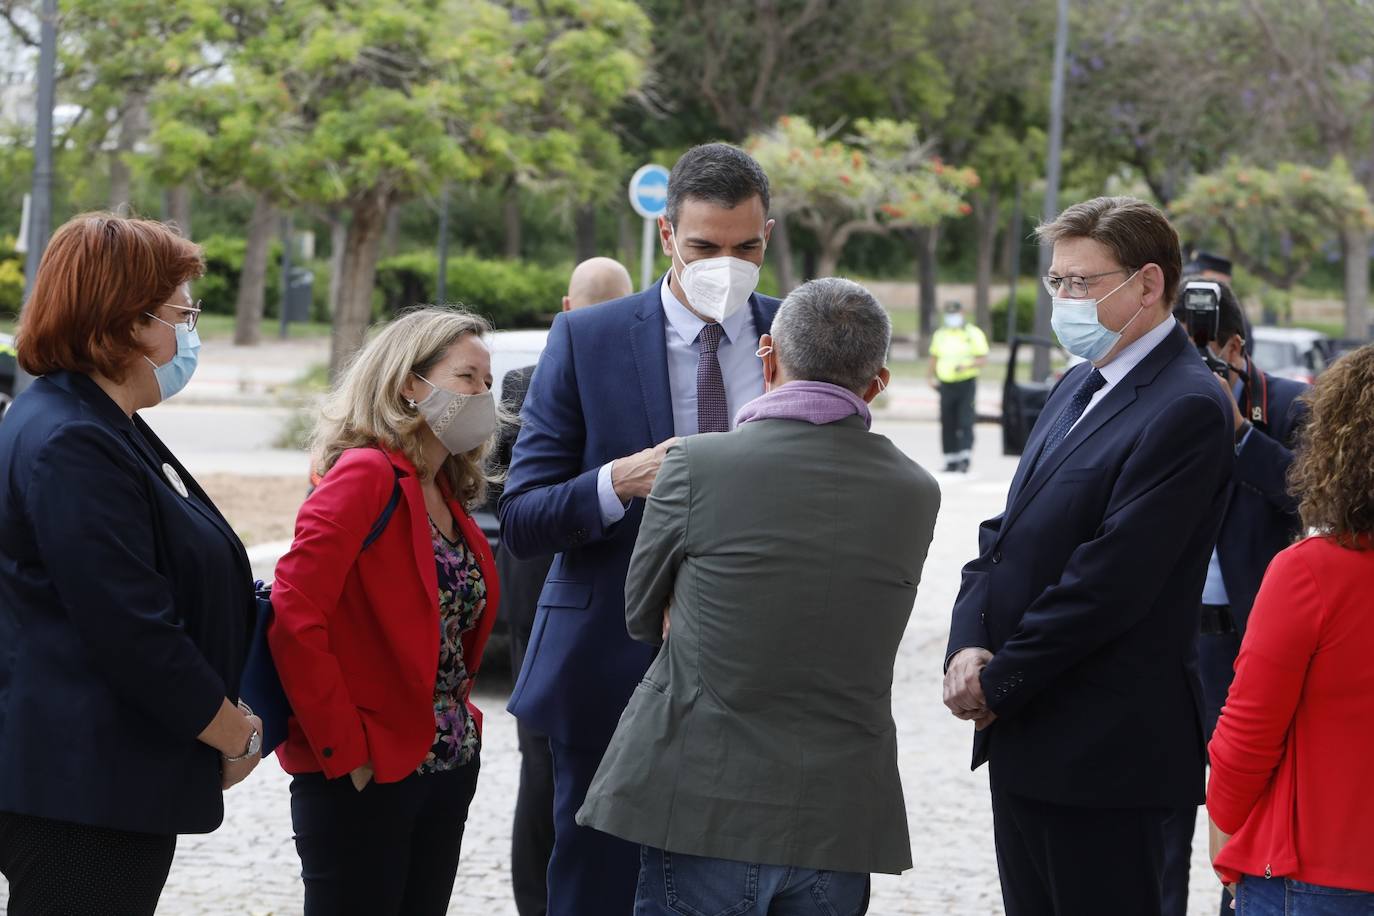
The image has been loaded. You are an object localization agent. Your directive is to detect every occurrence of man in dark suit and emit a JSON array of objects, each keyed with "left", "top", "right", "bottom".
[
  {"left": 499, "top": 143, "right": 781, "bottom": 916},
  {"left": 943, "top": 196, "right": 1235, "bottom": 915},
  {"left": 1160, "top": 280, "right": 1308, "bottom": 916},
  {"left": 493, "top": 256, "right": 633, "bottom": 916}
]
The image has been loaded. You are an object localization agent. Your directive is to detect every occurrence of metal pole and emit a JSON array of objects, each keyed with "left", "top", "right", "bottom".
[
  {"left": 1033, "top": 0, "right": 1069, "bottom": 382},
  {"left": 14, "top": 0, "right": 58, "bottom": 396},
  {"left": 436, "top": 183, "right": 450, "bottom": 303},
  {"left": 640, "top": 217, "right": 655, "bottom": 291},
  {"left": 278, "top": 214, "right": 293, "bottom": 340}
]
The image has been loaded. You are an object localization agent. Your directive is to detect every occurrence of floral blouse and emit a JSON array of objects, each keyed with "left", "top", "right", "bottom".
[{"left": 417, "top": 515, "right": 486, "bottom": 774}]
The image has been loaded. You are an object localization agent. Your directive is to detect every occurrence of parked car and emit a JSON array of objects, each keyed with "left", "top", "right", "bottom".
[
  {"left": 1001, "top": 334, "right": 1068, "bottom": 456},
  {"left": 1250, "top": 326, "right": 1329, "bottom": 385},
  {"left": 0, "top": 333, "right": 17, "bottom": 425}
]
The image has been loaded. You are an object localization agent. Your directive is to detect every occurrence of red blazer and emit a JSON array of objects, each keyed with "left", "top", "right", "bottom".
[
  {"left": 268, "top": 446, "right": 499, "bottom": 783},
  {"left": 1208, "top": 536, "right": 1374, "bottom": 892}
]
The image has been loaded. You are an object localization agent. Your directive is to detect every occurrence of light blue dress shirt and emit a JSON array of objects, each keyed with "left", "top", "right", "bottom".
[{"left": 595, "top": 277, "right": 764, "bottom": 526}]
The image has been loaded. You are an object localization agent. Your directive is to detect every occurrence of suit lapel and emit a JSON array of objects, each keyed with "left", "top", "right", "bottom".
[
  {"left": 630, "top": 279, "right": 675, "bottom": 444},
  {"left": 748, "top": 293, "right": 779, "bottom": 337},
  {"left": 1001, "top": 324, "right": 1189, "bottom": 535}
]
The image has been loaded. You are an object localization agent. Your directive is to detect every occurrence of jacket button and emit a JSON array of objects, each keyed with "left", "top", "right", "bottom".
[
  {"left": 322, "top": 747, "right": 333, "bottom": 758},
  {"left": 991, "top": 551, "right": 1002, "bottom": 565}
]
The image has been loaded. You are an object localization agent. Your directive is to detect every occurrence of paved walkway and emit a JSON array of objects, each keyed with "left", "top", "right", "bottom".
[{"left": 0, "top": 420, "right": 1224, "bottom": 915}]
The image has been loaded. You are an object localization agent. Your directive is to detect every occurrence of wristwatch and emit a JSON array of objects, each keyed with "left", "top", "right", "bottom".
[{"left": 225, "top": 700, "right": 262, "bottom": 762}]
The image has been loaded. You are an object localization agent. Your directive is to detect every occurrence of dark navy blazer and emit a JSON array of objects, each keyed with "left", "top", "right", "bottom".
[
  {"left": 946, "top": 322, "right": 1235, "bottom": 809},
  {"left": 0, "top": 371, "right": 254, "bottom": 835},
  {"left": 1216, "top": 370, "right": 1307, "bottom": 634},
  {"left": 499, "top": 278, "right": 781, "bottom": 749}
]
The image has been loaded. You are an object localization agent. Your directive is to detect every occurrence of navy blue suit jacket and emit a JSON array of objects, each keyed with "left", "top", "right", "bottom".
[
  {"left": 499, "top": 279, "right": 781, "bottom": 748},
  {"left": 1216, "top": 370, "right": 1307, "bottom": 634},
  {"left": 946, "top": 323, "right": 1235, "bottom": 808},
  {"left": 0, "top": 372, "right": 254, "bottom": 834}
]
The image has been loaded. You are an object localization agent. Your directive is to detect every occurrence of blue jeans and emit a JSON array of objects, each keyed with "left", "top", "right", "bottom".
[
  {"left": 1238, "top": 875, "right": 1374, "bottom": 914},
  {"left": 634, "top": 846, "right": 870, "bottom": 916}
]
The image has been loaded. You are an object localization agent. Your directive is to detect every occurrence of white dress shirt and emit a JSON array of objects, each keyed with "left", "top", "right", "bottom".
[
  {"left": 1069, "top": 315, "right": 1179, "bottom": 434},
  {"left": 595, "top": 278, "right": 764, "bottom": 526}
]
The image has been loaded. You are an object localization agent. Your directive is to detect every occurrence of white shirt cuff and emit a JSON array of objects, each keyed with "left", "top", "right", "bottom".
[{"left": 597, "top": 461, "right": 628, "bottom": 527}]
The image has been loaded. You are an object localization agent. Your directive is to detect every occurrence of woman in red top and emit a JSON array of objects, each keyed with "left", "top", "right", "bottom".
[
  {"left": 1208, "top": 344, "right": 1374, "bottom": 912},
  {"left": 268, "top": 307, "right": 502, "bottom": 916}
]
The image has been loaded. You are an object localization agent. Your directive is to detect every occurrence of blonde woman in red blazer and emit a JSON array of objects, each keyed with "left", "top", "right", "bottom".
[
  {"left": 1208, "top": 344, "right": 1374, "bottom": 913},
  {"left": 269, "top": 307, "right": 502, "bottom": 916}
]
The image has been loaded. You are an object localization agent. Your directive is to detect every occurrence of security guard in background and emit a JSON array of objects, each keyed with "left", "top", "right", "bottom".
[
  {"left": 1160, "top": 279, "right": 1308, "bottom": 916},
  {"left": 927, "top": 300, "right": 988, "bottom": 472}
]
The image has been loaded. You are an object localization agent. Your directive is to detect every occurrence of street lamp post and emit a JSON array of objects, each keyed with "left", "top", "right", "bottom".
[
  {"left": 14, "top": 0, "right": 58, "bottom": 396},
  {"left": 1033, "top": 0, "right": 1069, "bottom": 382}
]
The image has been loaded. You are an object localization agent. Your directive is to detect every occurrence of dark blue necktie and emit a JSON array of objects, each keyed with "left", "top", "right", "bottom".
[{"left": 1031, "top": 368, "right": 1106, "bottom": 475}]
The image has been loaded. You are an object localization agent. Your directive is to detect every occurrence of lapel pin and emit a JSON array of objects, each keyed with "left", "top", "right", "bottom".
[{"left": 162, "top": 463, "right": 189, "bottom": 499}]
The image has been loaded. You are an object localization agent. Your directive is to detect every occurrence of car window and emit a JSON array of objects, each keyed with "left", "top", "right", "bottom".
[{"left": 1253, "top": 339, "right": 1299, "bottom": 369}]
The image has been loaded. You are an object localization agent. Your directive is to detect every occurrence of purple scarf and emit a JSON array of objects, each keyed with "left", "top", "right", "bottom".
[{"left": 734, "top": 380, "right": 872, "bottom": 430}]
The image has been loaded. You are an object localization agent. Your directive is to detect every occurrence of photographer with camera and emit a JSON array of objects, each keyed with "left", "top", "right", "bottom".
[{"left": 1162, "top": 279, "right": 1308, "bottom": 916}]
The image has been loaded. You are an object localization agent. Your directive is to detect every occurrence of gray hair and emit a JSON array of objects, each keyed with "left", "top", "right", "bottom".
[{"left": 770, "top": 278, "right": 891, "bottom": 394}]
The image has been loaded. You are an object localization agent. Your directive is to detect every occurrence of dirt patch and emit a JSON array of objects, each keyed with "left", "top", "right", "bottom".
[{"left": 198, "top": 474, "right": 308, "bottom": 548}]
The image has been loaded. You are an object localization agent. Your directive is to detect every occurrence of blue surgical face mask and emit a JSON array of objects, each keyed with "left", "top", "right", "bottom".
[
  {"left": 1050, "top": 269, "right": 1143, "bottom": 363},
  {"left": 143, "top": 314, "right": 201, "bottom": 401}
]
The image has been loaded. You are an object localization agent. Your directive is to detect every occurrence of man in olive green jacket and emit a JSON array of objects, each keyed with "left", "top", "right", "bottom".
[{"left": 577, "top": 278, "right": 941, "bottom": 914}]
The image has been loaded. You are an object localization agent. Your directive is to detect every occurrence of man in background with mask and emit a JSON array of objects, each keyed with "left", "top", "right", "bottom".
[
  {"left": 928, "top": 300, "right": 989, "bottom": 472},
  {"left": 1160, "top": 280, "right": 1307, "bottom": 916},
  {"left": 942, "top": 196, "right": 1234, "bottom": 914},
  {"left": 498, "top": 143, "right": 780, "bottom": 916}
]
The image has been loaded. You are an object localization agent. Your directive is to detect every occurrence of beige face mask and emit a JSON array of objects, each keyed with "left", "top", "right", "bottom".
[{"left": 413, "top": 374, "right": 498, "bottom": 455}]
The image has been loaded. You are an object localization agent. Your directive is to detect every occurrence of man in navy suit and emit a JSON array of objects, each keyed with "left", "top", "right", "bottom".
[
  {"left": 1160, "top": 280, "right": 1308, "bottom": 916},
  {"left": 943, "top": 197, "right": 1235, "bottom": 915},
  {"left": 499, "top": 143, "right": 780, "bottom": 916}
]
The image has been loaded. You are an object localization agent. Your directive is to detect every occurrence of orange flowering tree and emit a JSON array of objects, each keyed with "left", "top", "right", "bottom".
[
  {"left": 1171, "top": 158, "right": 1374, "bottom": 293},
  {"left": 746, "top": 116, "right": 978, "bottom": 277}
]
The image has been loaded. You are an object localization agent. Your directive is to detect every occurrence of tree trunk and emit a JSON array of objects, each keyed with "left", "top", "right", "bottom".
[
  {"left": 574, "top": 202, "right": 597, "bottom": 263},
  {"left": 1003, "top": 188, "right": 1024, "bottom": 313},
  {"left": 817, "top": 235, "right": 845, "bottom": 278},
  {"left": 503, "top": 180, "right": 521, "bottom": 259},
  {"left": 770, "top": 217, "right": 796, "bottom": 294},
  {"left": 381, "top": 204, "right": 402, "bottom": 257},
  {"left": 108, "top": 94, "right": 146, "bottom": 212},
  {"left": 330, "top": 191, "right": 391, "bottom": 379},
  {"left": 233, "top": 194, "right": 276, "bottom": 346},
  {"left": 163, "top": 184, "right": 193, "bottom": 238},
  {"left": 915, "top": 224, "right": 941, "bottom": 356},
  {"left": 328, "top": 212, "right": 347, "bottom": 316},
  {"left": 973, "top": 191, "right": 1000, "bottom": 335},
  {"left": 1342, "top": 225, "right": 1371, "bottom": 340}
]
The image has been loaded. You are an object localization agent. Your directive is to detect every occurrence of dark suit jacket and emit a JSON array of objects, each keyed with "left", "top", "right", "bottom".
[
  {"left": 946, "top": 322, "right": 1235, "bottom": 809},
  {"left": 1217, "top": 370, "right": 1307, "bottom": 634},
  {"left": 0, "top": 371, "right": 255, "bottom": 835},
  {"left": 499, "top": 278, "right": 781, "bottom": 748},
  {"left": 491, "top": 365, "right": 554, "bottom": 663}
]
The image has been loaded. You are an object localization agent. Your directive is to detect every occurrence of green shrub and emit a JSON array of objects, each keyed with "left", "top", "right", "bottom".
[
  {"left": 375, "top": 252, "right": 570, "bottom": 329},
  {"left": 196, "top": 234, "right": 283, "bottom": 316},
  {"left": 0, "top": 235, "right": 23, "bottom": 316},
  {"left": 991, "top": 283, "right": 1039, "bottom": 343}
]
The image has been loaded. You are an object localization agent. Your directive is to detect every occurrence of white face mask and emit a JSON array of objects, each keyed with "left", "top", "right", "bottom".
[
  {"left": 943, "top": 313, "right": 965, "bottom": 328},
  {"left": 670, "top": 231, "right": 762, "bottom": 323},
  {"left": 413, "top": 374, "right": 498, "bottom": 455}
]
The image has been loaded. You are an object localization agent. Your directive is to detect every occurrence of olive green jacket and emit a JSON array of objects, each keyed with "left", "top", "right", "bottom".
[{"left": 576, "top": 415, "right": 940, "bottom": 874}]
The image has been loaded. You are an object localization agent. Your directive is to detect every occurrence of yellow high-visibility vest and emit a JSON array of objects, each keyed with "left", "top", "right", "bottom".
[{"left": 929, "top": 324, "right": 989, "bottom": 383}]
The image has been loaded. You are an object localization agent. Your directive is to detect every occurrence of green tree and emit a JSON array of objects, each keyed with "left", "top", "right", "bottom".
[
  {"left": 1171, "top": 159, "right": 1374, "bottom": 295},
  {"left": 747, "top": 116, "right": 977, "bottom": 277}
]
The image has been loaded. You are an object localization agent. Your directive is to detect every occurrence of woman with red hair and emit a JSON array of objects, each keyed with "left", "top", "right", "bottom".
[{"left": 0, "top": 214, "right": 262, "bottom": 915}]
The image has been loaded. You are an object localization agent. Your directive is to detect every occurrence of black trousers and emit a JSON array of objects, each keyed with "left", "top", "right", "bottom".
[
  {"left": 0, "top": 811, "right": 176, "bottom": 916},
  {"left": 939, "top": 377, "right": 977, "bottom": 457},
  {"left": 290, "top": 757, "right": 480, "bottom": 916},
  {"left": 511, "top": 723, "right": 555, "bottom": 916},
  {"left": 992, "top": 790, "right": 1169, "bottom": 916}
]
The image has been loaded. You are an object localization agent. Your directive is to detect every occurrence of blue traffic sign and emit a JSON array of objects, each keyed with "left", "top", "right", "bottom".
[{"left": 628, "top": 164, "right": 670, "bottom": 219}]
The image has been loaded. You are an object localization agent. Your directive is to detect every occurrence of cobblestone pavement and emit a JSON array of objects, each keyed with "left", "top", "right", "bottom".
[{"left": 1, "top": 419, "right": 1224, "bottom": 915}]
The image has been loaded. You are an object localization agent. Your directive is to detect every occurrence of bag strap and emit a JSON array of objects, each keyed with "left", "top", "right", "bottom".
[{"left": 362, "top": 467, "right": 404, "bottom": 551}]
